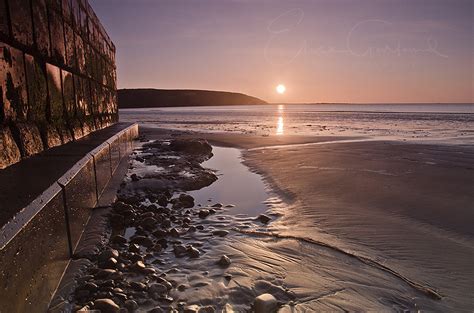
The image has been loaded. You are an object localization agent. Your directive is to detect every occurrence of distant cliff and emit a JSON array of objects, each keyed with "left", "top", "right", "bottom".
[{"left": 118, "top": 89, "right": 267, "bottom": 108}]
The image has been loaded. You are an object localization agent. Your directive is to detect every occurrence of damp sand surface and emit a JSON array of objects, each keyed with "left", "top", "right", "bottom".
[{"left": 138, "top": 127, "right": 474, "bottom": 311}]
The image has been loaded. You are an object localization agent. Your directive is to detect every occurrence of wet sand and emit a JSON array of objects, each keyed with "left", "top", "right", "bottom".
[{"left": 141, "top": 127, "right": 474, "bottom": 311}]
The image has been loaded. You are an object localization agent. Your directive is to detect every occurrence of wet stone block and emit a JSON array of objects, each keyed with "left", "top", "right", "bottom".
[
  {"left": 57, "top": 123, "right": 73, "bottom": 144},
  {"left": 32, "top": 0, "right": 50, "bottom": 57},
  {"left": 62, "top": 0, "right": 72, "bottom": 23},
  {"left": 71, "top": 0, "right": 80, "bottom": 28},
  {"left": 0, "top": 187, "right": 69, "bottom": 312},
  {"left": 62, "top": 70, "right": 75, "bottom": 119},
  {"left": 13, "top": 122, "right": 44, "bottom": 157},
  {"left": 109, "top": 137, "right": 120, "bottom": 172},
  {"left": 65, "top": 23, "right": 76, "bottom": 68},
  {"left": 0, "top": 126, "right": 21, "bottom": 169},
  {"left": 59, "top": 156, "right": 97, "bottom": 249},
  {"left": 75, "top": 34, "right": 85, "bottom": 74},
  {"left": 25, "top": 54, "right": 48, "bottom": 122},
  {"left": 70, "top": 118, "right": 84, "bottom": 140},
  {"left": 0, "top": 0, "right": 8, "bottom": 37},
  {"left": 0, "top": 44, "right": 28, "bottom": 122},
  {"left": 93, "top": 143, "right": 112, "bottom": 196},
  {"left": 49, "top": 10, "right": 66, "bottom": 65},
  {"left": 42, "top": 123, "right": 62, "bottom": 148},
  {"left": 46, "top": 63, "right": 63, "bottom": 125},
  {"left": 79, "top": 6, "right": 88, "bottom": 37},
  {"left": 73, "top": 75, "right": 85, "bottom": 119},
  {"left": 9, "top": 0, "right": 33, "bottom": 47}
]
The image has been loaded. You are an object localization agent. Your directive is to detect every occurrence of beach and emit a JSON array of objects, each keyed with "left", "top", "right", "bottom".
[
  {"left": 139, "top": 126, "right": 474, "bottom": 311},
  {"left": 64, "top": 105, "right": 474, "bottom": 312}
]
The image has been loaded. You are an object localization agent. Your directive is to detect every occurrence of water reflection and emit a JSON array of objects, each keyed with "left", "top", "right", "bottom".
[{"left": 276, "top": 105, "right": 284, "bottom": 135}]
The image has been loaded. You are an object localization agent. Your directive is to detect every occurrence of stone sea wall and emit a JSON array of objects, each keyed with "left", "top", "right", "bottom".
[{"left": 0, "top": 0, "right": 117, "bottom": 169}]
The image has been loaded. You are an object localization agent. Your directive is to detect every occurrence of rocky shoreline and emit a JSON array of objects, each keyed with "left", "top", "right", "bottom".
[{"left": 64, "top": 138, "right": 281, "bottom": 313}]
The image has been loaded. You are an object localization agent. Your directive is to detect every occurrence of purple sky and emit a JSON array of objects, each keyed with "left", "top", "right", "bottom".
[{"left": 90, "top": 0, "right": 473, "bottom": 103}]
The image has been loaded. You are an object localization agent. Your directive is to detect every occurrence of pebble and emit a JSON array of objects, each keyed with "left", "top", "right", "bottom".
[
  {"left": 188, "top": 246, "right": 200, "bottom": 258},
  {"left": 130, "top": 260, "right": 146, "bottom": 272},
  {"left": 211, "top": 203, "right": 223, "bottom": 208},
  {"left": 128, "top": 243, "right": 140, "bottom": 253},
  {"left": 183, "top": 305, "right": 199, "bottom": 313},
  {"left": 98, "top": 249, "right": 119, "bottom": 263},
  {"left": 217, "top": 255, "right": 231, "bottom": 267},
  {"left": 130, "top": 281, "right": 147, "bottom": 291},
  {"left": 99, "top": 257, "right": 117, "bottom": 269},
  {"left": 111, "top": 235, "right": 127, "bottom": 245},
  {"left": 148, "top": 283, "right": 167, "bottom": 294},
  {"left": 257, "top": 214, "right": 271, "bottom": 224},
  {"left": 124, "top": 299, "right": 138, "bottom": 312},
  {"left": 173, "top": 244, "right": 187, "bottom": 257},
  {"left": 212, "top": 230, "right": 229, "bottom": 237},
  {"left": 198, "top": 209, "right": 210, "bottom": 218},
  {"left": 254, "top": 294, "right": 278, "bottom": 313},
  {"left": 93, "top": 298, "right": 120, "bottom": 313}
]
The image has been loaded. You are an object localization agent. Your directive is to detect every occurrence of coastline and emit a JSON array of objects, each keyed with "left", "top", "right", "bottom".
[
  {"left": 63, "top": 126, "right": 474, "bottom": 312},
  {"left": 141, "top": 127, "right": 474, "bottom": 311}
]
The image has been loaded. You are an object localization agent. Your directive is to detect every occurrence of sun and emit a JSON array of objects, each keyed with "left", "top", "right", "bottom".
[{"left": 276, "top": 84, "right": 286, "bottom": 94}]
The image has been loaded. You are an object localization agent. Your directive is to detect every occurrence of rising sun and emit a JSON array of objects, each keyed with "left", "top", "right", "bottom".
[{"left": 276, "top": 84, "right": 286, "bottom": 94}]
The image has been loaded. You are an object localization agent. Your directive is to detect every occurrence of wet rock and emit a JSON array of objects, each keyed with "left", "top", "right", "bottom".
[
  {"left": 187, "top": 226, "right": 196, "bottom": 232},
  {"left": 212, "top": 230, "right": 229, "bottom": 237},
  {"left": 224, "top": 274, "right": 232, "bottom": 281},
  {"left": 177, "top": 284, "right": 187, "bottom": 292},
  {"left": 131, "top": 174, "right": 140, "bottom": 181},
  {"left": 153, "top": 229, "right": 168, "bottom": 238},
  {"left": 198, "top": 306, "right": 216, "bottom": 313},
  {"left": 130, "top": 236, "right": 153, "bottom": 248},
  {"left": 198, "top": 209, "right": 210, "bottom": 219},
  {"left": 254, "top": 294, "right": 278, "bottom": 313},
  {"left": 98, "top": 249, "right": 119, "bottom": 262},
  {"left": 130, "top": 281, "right": 147, "bottom": 291},
  {"left": 128, "top": 243, "right": 141, "bottom": 253},
  {"left": 173, "top": 244, "right": 187, "bottom": 257},
  {"left": 155, "top": 277, "right": 173, "bottom": 290},
  {"left": 183, "top": 305, "right": 199, "bottom": 313},
  {"left": 140, "top": 216, "right": 157, "bottom": 228},
  {"left": 178, "top": 194, "right": 195, "bottom": 208},
  {"left": 95, "top": 269, "right": 119, "bottom": 280},
  {"left": 257, "top": 214, "right": 271, "bottom": 224},
  {"left": 169, "top": 227, "right": 180, "bottom": 237},
  {"left": 130, "top": 261, "right": 146, "bottom": 272},
  {"left": 148, "top": 308, "right": 164, "bottom": 313},
  {"left": 111, "top": 235, "right": 127, "bottom": 245},
  {"left": 124, "top": 300, "right": 138, "bottom": 312},
  {"left": 99, "top": 257, "right": 117, "bottom": 269},
  {"left": 93, "top": 298, "right": 120, "bottom": 313},
  {"left": 211, "top": 203, "right": 223, "bottom": 208},
  {"left": 217, "top": 255, "right": 231, "bottom": 267},
  {"left": 129, "top": 253, "right": 144, "bottom": 263},
  {"left": 152, "top": 243, "right": 163, "bottom": 252},
  {"left": 169, "top": 139, "right": 212, "bottom": 157},
  {"left": 188, "top": 246, "right": 200, "bottom": 258},
  {"left": 149, "top": 283, "right": 167, "bottom": 295},
  {"left": 78, "top": 282, "right": 99, "bottom": 293}
]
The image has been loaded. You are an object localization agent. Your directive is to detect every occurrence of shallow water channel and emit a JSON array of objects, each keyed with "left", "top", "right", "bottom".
[{"left": 189, "top": 146, "right": 270, "bottom": 216}]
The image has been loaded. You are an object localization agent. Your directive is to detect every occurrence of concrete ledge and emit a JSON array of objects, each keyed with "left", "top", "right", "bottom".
[{"left": 0, "top": 122, "right": 138, "bottom": 313}]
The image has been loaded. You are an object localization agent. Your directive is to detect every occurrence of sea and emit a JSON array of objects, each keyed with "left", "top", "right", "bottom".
[{"left": 120, "top": 103, "right": 474, "bottom": 145}]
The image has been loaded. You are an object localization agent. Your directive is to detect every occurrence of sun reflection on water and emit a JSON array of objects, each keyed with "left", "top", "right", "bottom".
[{"left": 276, "top": 105, "right": 284, "bottom": 135}]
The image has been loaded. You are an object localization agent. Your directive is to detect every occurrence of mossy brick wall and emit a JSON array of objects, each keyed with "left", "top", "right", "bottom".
[{"left": 0, "top": 0, "right": 117, "bottom": 169}]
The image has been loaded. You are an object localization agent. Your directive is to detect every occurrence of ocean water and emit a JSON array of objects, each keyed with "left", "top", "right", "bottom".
[{"left": 120, "top": 103, "right": 474, "bottom": 144}]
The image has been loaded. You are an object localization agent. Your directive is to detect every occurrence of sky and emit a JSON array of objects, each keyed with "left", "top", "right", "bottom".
[{"left": 90, "top": 0, "right": 473, "bottom": 103}]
